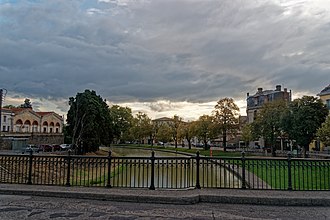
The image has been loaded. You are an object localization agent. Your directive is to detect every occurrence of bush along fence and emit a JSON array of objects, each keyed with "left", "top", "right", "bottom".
[{"left": 0, "top": 151, "right": 329, "bottom": 190}]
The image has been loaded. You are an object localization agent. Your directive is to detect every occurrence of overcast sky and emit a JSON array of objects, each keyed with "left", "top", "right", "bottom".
[{"left": 1, "top": 0, "right": 329, "bottom": 121}]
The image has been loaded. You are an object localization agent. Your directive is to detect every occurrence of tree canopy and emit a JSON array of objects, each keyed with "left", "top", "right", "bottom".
[
  {"left": 317, "top": 114, "right": 330, "bottom": 147},
  {"left": 282, "top": 96, "right": 328, "bottom": 157},
  {"left": 252, "top": 100, "right": 288, "bottom": 156},
  {"left": 66, "top": 90, "right": 112, "bottom": 154},
  {"left": 213, "top": 97, "right": 239, "bottom": 151},
  {"left": 192, "top": 115, "right": 215, "bottom": 150},
  {"left": 109, "top": 105, "right": 133, "bottom": 143}
]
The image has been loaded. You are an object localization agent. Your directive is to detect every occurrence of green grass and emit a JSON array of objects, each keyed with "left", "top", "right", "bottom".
[
  {"left": 245, "top": 160, "right": 330, "bottom": 190},
  {"left": 112, "top": 144, "right": 330, "bottom": 190}
]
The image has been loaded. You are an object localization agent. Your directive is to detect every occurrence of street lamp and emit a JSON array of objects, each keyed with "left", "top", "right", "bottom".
[{"left": 0, "top": 88, "right": 8, "bottom": 136}]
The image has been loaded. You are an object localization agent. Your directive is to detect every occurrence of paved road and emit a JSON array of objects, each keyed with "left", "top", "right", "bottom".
[{"left": 1, "top": 194, "right": 330, "bottom": 220}]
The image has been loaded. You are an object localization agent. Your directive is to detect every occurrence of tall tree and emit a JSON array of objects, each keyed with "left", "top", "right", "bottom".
[
  {"left": 178, "top": 121, "right": 194, "bottom": 149},
  {"left": 213, "top": 98, "right": 240, "bottom": 151},
  {"left": 252, "top": 100, "right": 288, "bottom": 156},
  {"left": 131, "top": 112, "right": 152, "bottom": 145},
  {"left": 109, "top": 105, "right": 133, "bottom": 143},
  {"left": 67, "top": 90, "right": 112, "bottom": 154},
  {"left": 282, "top": 96, "right": 328, "bottom": 157},
  {"left": 156, "top": 123, "right": 172, "bottom": 144},
  {"left": 192, "top": 115, "right": 215, "bottom": 150},
  {"left": 169, "top": 115, "right": 183, "bottom": 148},
  {"left": 241, "top": 123, "right": 254, "bottom": 149},
  {"left": 317, "top": 114, "right": 330, "bottom": 147}
]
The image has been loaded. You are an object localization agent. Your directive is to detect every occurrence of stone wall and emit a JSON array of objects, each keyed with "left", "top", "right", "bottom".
[
  {"left": 0, "top": 133, "right": 64, "bottom": 151},
  {"left": 0, "top": 138, "right": 12, "bottom": 150},
  {"left": 29, "top": 134, "right": 64, "bottom": 145}
]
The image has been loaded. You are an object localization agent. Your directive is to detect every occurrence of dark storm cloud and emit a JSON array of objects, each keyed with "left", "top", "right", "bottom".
[{"left": 1, "top": 0, "right": 330, "bottom": 111}]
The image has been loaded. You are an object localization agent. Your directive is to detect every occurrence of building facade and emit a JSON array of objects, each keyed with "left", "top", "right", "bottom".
[
  {"left": 318, "top": 84, "right": 330, "bottom": 110},
  {"left": 246, "top": 85, "right": 292, "bottom": 123},
  {"left": 1, "top": 108, "right": 63, "bottom": 134},
  {"left": 246, "top": 85, "right": 291, "bottom": 150}
]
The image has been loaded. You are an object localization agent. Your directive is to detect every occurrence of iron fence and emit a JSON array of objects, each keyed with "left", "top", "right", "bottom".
[{"left": 0, "top": 151, "right": 329, "bottom": 190}]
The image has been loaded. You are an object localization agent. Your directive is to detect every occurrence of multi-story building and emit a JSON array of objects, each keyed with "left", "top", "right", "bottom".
[
  {"left": 318, "top": 84, "right": 330, "bottom": 110},
  {"left": 0, "top": 107, "right": 64, "bottom": 150},
  {"left": 246, "top": 85, "right": 292, "bottom": 150},
  {"left": 1, "top": 107, "right": 63, "bottom": 133},
  {"left": 246, "top": 85, "right": 292, "bottom": 123}
]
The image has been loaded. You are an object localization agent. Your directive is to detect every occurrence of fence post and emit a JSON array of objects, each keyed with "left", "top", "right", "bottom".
[
  {"left": 195, "top": 151, "right": 201, "bottom": 189},
  {"left": 149, "top": 151, "right": 155, "bottom": 190},
  {"left": 65, "top": 150, "right": 71, "bottom": 187},
  {"left": 287, "top": 152, "right": 292, "bottom": 191},
  {"left": 106, "top": 151, "right": 112, "bottom": 188},
  {"left": 27, "top": 150, "right": 33, "bottom": 185},
  {"left": 241, "top": 151, "right": 246, "bottom": 189}
]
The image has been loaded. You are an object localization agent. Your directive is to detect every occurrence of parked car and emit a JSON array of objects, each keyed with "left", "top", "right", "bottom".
[
  {"left": 52, "top": 144, "right": 61, "bottom": 151},
  {"left": 22, "top": 145, "right": 40, "bottom": 154},
  {"left": 39, "top": 144, "right": 52, "bottom": 152},
  {"left": 60, "top": 144, "right": 72, "bottom": 150}
]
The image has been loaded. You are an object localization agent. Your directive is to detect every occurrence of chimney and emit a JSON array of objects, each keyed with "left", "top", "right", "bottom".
[
  {"left": 276, "top": 85, "right": 281, "bottom": 91},
  {"left": 247, "top": 92, "right": 249, "bottom": 97},
  {"left": 257, "top": 88, "right": 263, "bottom": 93},
  {"left": 284, "top": 88, "right": 287, "bottom": 93}
]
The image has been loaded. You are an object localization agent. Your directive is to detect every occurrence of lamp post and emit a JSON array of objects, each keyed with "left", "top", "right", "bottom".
[{"left": 0, "top": 88, "right": 8, "bottom": 137}]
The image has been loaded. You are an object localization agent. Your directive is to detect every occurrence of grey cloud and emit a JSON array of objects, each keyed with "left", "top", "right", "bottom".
[{"left": 0, "top": 0, "right": 330, "bottom": 111}]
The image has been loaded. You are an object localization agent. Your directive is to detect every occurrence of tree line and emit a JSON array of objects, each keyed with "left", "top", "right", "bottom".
[
  {"left": 242, "top": 96, "right": 329, "bottom": 157},
  {"left": 65, "top": 90, "right": 330, "bottom": 156},
  {"left": 65, "top": 90, "right": 240, "bottom": 154}
]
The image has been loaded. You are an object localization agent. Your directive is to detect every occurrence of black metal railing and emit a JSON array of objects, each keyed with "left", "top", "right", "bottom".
[{"left": 0, "top": 151, "right": 329, "bottom": 190}]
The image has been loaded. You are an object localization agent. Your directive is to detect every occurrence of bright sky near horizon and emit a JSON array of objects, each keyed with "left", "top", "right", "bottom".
[{"left": 0, "top": 0, "right": 329, "bottom": 121}]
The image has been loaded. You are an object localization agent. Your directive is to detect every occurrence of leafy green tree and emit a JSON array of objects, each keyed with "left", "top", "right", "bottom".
[
  {"left": 192, "top": 115, "right": 215, "bottom": 150},
  {"left": 282, "top": 96, "right": 328, "bottom": 157},
  {"left": 252, "top": 100, "right": 288, "bottom": 156},
  {"left": 317, "top": 114, "right": 330, "bottom": 147},
  {"left": 169, "top": 115, "right": 183, "bottom": 148},
  {"left": 67, "top": 90, "right": 112, "bottom": 154},
  {"left": 241, "top": 123, "right": 254, "bottom": 149},
  {"left": 131, "top": 112, "right": 152, "bottom": 145},
  {"left": 156, "top": 123, "right": 172, "bottom": 144},
  {"left": 178, "top": 121, "right": 194, "bottom": 149},
  {"left": 213, "top": 98, "right": 240, "bottom": 151},
  {"left": 109, "top": 105, "right": 133, "bottom": 143},
  {"left": 3, "top": 104, "right": 16, "bottom": 108},
  {"left": 150, "top": 122, "right": 160, "bottom": 146}
]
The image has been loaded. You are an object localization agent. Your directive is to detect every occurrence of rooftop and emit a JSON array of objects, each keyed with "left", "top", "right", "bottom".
[{"left": 318, "top": 84, "right": 330, "bottom": 96}]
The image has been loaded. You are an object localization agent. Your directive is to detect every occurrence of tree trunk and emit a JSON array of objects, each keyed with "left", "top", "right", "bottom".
[
  {"left": 188, "top": 140, "right": 191, "bottom": 149},
  {"left": 223, "top": 129, "right": 227, "bottom": 152}
]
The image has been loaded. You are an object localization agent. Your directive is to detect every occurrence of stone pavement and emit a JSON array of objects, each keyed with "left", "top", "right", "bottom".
[{"left": 0, "top": 184, "right": 329, "bottom": 206}]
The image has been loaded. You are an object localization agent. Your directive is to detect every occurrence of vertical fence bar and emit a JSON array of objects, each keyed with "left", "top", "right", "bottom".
[
  {"left": 195, "top": 151, "right": 201, "bottom": 189},
  {"left": 287, "top": 152, "right": 292, "bottom": 190},
  {"left": 107, "top": 151, "right": 112, "bottom": 188},
  {"left": 149, "top": 151, "right": 155, "bottom": 190},
  {"left": 241, "top": 151, "right": 246, "bottom": 189},
  {"left": 66, "top": 150, "right": 71, "bottom": 187},
  {"left": 27, "top": 151, "right": 33, "bottom": 185}
]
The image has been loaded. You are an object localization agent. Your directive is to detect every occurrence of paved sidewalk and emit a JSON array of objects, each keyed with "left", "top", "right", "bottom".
[{"left": 0, "top": 184, "right": 329, "bottom": 206}]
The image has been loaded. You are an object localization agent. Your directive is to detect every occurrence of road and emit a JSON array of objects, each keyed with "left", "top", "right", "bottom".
[{"left": 0, "top": 194, "right": 329, "bottom": 220}]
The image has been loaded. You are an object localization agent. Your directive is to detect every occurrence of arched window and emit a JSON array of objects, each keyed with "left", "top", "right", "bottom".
[
  {"left": 49, "top": 122, "right": 54, "bottom": 133},
  {"left": 43, "top": 121, "right": 48, "bottom": 133},
  {"left": 32, "top": 121, "right": 39, "bottom": 132},
  {"left": 24, "top": 120, "right": 31, "bottom": 133},
  {"left": 15, "top": 119, "right": 23, "bottom": 132},
  {"left": 55, "top": 122, "right": 61, "bottom": 133}
]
